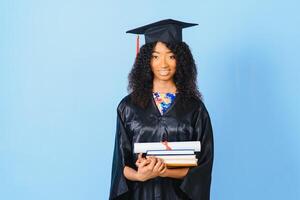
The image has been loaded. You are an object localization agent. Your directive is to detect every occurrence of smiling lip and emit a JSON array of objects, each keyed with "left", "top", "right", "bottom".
[{"left": 158, "top": 70, "right": 170, "bottom": 76}]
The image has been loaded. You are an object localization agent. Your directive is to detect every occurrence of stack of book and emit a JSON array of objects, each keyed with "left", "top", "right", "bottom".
[{"left": 134, "top": 141, "right": 201, "bottom": 167}]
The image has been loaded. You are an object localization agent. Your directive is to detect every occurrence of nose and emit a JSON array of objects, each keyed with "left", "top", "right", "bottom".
[{"left": 160, "top": 56, "right": 169, "bottom": 68}]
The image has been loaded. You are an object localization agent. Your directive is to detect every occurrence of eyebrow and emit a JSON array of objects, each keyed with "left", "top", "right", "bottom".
[{"left": 152, "top": 51, "right": 173, "bottom": 54}]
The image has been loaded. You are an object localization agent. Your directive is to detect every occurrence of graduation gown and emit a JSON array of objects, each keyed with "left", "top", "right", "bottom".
[{"left": 109, "top": 92, "right": 214, "bottom": 200}]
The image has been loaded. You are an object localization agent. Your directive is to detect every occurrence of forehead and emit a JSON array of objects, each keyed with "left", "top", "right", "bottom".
[{"left": 153, "top": 42, "right": 173, "bottom": 53}]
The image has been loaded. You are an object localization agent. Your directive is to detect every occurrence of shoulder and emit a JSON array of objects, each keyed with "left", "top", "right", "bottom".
[
  {"left": 187, "top": 96, "right": 210, "bottom": 118},
  {"left": 116, "top": 93, "right": 135, "bottom": 114}
]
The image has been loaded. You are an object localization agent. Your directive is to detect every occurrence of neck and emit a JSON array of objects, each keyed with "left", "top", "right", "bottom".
[{"left": 152, "top": 78, "right": 177, "bottom": 93}]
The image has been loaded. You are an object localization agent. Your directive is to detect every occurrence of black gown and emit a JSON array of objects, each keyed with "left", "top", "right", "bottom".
[{"left": 109, "top": 92, "right": 214, "bottom": 200}]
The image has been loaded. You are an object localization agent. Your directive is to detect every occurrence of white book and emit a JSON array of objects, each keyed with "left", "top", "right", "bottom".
[
  {"left": 146, "top": 155, "right": 196, "bottom": 160},
  {"left": 134, "top": 141, "right": 201, "bottom": 153},
  {"left": 146, "top": 150, "right": 195, "bottom": 155}
]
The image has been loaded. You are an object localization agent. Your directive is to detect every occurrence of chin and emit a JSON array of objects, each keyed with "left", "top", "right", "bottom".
[{"left": 156, "top": 76, "right": 173, "bottom": 81}]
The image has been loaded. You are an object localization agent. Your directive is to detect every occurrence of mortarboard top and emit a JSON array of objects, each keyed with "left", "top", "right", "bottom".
[{"left": 126, "top": 19, "right": 198, "bottom": 44}]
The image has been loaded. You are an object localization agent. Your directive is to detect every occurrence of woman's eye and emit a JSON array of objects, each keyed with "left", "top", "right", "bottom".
[
  {"left": 170, "top": 55, "right": 176, "bottom": 59},
  {"left": 152, "top": 55, "right": 159, "bottom": 59}
]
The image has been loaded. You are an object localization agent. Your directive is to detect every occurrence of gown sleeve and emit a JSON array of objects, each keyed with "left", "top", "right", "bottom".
[
  {"left": 109, "top": 103, "right": 133, "bottom": 200},
  {"left": 180, "top": 103, "right": 214, "bottom": 200}
]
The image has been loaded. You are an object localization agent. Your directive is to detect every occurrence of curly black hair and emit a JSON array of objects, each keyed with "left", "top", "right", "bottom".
[{"left": 128, "top": 41, "right": 202, "bottom": 108}]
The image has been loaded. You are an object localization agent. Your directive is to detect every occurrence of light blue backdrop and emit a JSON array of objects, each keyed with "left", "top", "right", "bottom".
[{"left": 1, "top": 0, "right": 299, "bottom": 199}]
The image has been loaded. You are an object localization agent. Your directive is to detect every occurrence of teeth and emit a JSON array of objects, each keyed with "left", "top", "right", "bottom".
[{"left": 159, "top": 70, "right": 170, "bottom": 76}]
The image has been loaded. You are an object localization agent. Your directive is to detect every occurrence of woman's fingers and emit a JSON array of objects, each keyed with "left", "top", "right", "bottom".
[
  {"left": 135, "top": 153, "right": 142, "bottom": 167},
  {"left": 138, "top": 158, "right": 150, "bottom": 168},
  {"left": 147, "top": 156, "right": 157, "bottom": 170},
  {"left": 158, "top": 161, "right": 166, "bottom": 172},
  {"left": 137, "top": 157, "right": 168, "bottom": 180},
  {"left": 153, "top": 158, "right": 163, "bottom": 171},
  {"left": 159, "top": 165, "right": 167, "bottom": 176},
  {"left": 138, "top": 153, "right": 143, "bottom": 160},
  {"left": 154, "top": 159, "right": 166, "bottom": 176}
]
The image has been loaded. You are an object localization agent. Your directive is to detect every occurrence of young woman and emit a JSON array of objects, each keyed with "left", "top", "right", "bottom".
[{"left": 109, "top": 19, "right": 214, "bottom": 200}]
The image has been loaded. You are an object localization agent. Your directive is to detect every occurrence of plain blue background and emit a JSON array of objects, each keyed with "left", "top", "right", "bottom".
[{"left": 1, "top": 0, "right": 299, "bottom": 199}]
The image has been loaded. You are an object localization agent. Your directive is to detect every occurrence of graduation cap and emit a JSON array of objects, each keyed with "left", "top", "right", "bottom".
[{"left": 126, "top": 19, "right": 198, "bottom": 55}]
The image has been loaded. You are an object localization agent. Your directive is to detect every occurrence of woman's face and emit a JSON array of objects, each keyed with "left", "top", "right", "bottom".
[{"left": 150, "top": 41, "right": 176, "bottom": 82}]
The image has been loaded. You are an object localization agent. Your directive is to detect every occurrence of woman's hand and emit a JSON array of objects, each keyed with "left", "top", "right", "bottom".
[
  {"left": 135, "top": 153, "right": 150, "bottom": 167},
  {"left": 135, "top": 154, "right": 166, "bottom": 182},
  {"left": 124, "top": 159, "right": 188, "bottom": 181}
]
